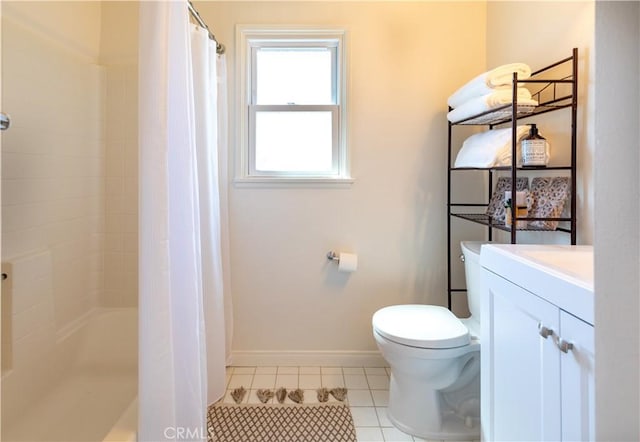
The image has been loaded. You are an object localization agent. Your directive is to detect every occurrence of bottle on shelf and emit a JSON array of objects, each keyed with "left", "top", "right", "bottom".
[{"left": 521, "top": 124, "right": 548, "bottom": 167}]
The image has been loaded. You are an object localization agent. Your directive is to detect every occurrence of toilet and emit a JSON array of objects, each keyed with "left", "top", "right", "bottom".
[{"left": 372, "top": 241, "right": 486, "bottom": 440}]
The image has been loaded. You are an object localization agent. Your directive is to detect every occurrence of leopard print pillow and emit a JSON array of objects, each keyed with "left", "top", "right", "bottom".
[
  {"left": 486, "top": 177, "right": 530, "bottom": 224},
  {"left": 528, "top": 177, "right": 571, "bottom": 230}
]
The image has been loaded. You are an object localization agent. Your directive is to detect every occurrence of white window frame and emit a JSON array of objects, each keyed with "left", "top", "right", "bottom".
[{"left": 236, "top": 26, "right": 351, "bottom": 185}]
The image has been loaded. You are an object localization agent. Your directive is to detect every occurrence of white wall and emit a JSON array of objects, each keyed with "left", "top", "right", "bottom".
[
  {"left": 593, "top": 2, "right": 639, "bottom": 439},
  {"left": 200, "top": 1, "right": 487, "bottom": 358}
]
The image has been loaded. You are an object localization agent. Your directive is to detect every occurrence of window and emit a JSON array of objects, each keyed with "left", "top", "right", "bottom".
[{"left": 237, "top": 27, "right": 350, "bottom": 184}]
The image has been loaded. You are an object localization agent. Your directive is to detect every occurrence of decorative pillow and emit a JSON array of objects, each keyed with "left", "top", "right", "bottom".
[
  {"left": 486, "top": 177, "right": 529, "bottom": 224},
  {"left": 528, "top": 177, "right": 571, "bottom": 230}
]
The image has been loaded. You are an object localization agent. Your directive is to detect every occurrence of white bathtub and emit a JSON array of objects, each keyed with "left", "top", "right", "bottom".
[{"left": 2, "top": 308, "right": 137, "bottom": 442}]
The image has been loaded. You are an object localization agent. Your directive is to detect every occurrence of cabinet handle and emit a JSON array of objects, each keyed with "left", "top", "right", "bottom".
[
  {"left": 538, "top": 323, "right": 554, "bottom": 339},
  {"left": 557, "top": 338, "right": 574, "bottom": 353}
]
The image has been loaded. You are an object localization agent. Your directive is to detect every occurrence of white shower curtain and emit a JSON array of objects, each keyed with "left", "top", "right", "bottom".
[{"left": 138, "top": 2, "right": 231, "bottom": 441}]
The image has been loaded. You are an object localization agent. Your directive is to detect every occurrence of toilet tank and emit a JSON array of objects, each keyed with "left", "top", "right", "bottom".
[{"left": 460, "top": 241, "right": 489, "bottom": 322}]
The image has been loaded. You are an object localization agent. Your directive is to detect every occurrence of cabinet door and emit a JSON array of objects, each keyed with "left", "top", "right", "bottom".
[
  {"left": 560, "top": 311, "right": 595, "bottom": 441},
  {"left": 484, "top": 271, "right": 561, "bottom": 442}
]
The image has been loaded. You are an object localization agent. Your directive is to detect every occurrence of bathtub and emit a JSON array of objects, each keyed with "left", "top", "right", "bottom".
[{"left": 2, "top": 308, "right": 137, "bottom": 442}]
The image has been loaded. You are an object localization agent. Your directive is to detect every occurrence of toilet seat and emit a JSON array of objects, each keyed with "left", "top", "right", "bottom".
[{"left": 372, "top": 305, "right": 470, "bottom": 349}]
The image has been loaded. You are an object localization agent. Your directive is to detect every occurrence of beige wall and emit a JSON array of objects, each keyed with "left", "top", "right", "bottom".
[
  {"left": 99, "top": 1, "right": 139, "bottom": 66},
  {"left": 2, "top": 1, "right": 101, "bottom": 61},
  {"left": 200, "top": 1, "right": 487, "bottom": 355},
  {"left": 486, "top": 1, "right": 595, "bottom": 246}
]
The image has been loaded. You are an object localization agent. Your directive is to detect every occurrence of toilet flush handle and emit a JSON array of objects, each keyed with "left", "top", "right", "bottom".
[
  {"left": 538, "top": 323, "right": 554, "bottom": 339},
  {"left": 459, "top": 254, "right": 465, "bottom": 262}
]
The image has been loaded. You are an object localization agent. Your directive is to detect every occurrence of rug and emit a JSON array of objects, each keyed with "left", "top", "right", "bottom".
[{"left": 207, "top": 403, "right": 357, "bottom": 442}]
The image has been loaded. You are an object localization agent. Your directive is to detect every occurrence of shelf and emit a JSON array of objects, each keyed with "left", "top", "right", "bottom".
[
  {"left": 446, "top": 49, "right": 578, "bottom": 310},
  {"left": 451, "top": 101, "right": 573, "bottom": 126},
  {"left": 450, "top": 165, "right": 572, "bottom": 172},
  {"left": 451, "top": 104, "right": 536, "bottom": 126},
  {"left": 449, "top": 78, "right": 574, "bottom": 126},
  {"left": 451, "top": 213, "right": 571, "bottom": 233}
]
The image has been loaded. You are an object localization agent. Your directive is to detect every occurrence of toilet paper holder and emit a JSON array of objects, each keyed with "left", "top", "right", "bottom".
[{"left": 327, "top": 251, "right": 358, "bottom": 273}]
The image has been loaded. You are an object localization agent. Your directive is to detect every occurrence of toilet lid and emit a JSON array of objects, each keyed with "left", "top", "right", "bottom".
[{"left": 372, "top": 305, "right": 470, "bottom": 349}]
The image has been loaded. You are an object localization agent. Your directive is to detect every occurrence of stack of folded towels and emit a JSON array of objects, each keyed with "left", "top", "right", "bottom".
[
  {"left": 447, "top": 63, "right": 537, "bottom": 123},
  {"left": 454, "top": 125, "right": 531, "bottom": 168}
]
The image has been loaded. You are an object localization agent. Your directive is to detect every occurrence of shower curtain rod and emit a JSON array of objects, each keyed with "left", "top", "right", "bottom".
[{"left": 188, "top": 0, "right": 225, "bottom": 55}]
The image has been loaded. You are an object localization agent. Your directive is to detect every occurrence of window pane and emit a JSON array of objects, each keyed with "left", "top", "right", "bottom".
[
  {"left": 256, "top": 48, "right": 333, "bottom": 105},
  {"left": 255, "top": 111, "right": 333, "bottom": 173}
]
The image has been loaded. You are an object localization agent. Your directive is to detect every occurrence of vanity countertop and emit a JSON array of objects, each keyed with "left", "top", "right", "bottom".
[{"left": 480, "top": 244, "right": 594, "bottom": 324}]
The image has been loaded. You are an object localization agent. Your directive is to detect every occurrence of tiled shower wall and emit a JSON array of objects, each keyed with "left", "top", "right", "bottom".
[
  {"left": 1, "top": 16, "right": 105, "bottom": 334},
  {"left": 1, "top": 2, "right": 140, "bottom": 425},
  {"left": 100, "top": 0, "right": 139, "bottom": 308},
  {"left": 1, "top": 6, "right": 105, "bottom": 422},
  {"left": 102, "top": 63, "right": 138, "bottom": 307},
  {"left": 0, "top": 4, "right": 140, "bottom": 377}
]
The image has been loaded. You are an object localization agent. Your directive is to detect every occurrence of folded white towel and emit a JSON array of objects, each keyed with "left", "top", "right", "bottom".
[
  {"left": 454, "top": 126, "right": 531, "bottom": 168},
  {"left": 447, "top": 89, "right": 537, "bottom": 123},
  {"left": 448, "top": 63, "right": 532, "bottom": 108}
]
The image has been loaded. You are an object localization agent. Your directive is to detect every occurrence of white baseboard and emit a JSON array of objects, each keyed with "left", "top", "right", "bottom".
[{"left": 229, "top": 350, "right": 387, "bottom": 368}]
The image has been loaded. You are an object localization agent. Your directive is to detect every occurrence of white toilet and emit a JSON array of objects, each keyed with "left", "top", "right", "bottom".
[{"left": 372, "top": 241, "right": 486, "bottom": 440}]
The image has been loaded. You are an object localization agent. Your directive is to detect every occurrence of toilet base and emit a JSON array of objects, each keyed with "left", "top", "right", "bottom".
[
  {"left": 386, "top": 367, "right": 480, "bottom": 441},
  {"left": 372, "top": 314, "right": 481, "bottom": 441},
  {"left": 387, "top": 409, "right": 480, "bottom": 441}
]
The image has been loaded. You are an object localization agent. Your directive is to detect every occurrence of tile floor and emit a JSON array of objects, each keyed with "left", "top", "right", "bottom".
[{"left": 223, "top": 365, "right": 479, "bottom": 442}]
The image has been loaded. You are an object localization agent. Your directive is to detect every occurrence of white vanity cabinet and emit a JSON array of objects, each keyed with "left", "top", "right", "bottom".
[
  {"left": 559, "top": 309, "right": 595, "bottom": 441},
  {"left": 480, "top": 244, "right": 594, "bottom": 442}
]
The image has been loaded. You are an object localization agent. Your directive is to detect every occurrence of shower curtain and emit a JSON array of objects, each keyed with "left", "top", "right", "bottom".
[{"left": 138, "top": 2, "right": 231, "bottom": 441}]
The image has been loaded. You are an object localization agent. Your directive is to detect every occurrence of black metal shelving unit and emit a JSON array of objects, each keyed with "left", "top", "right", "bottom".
[{"left": 447, "top": 48, "right": 578, "bottom": 310}]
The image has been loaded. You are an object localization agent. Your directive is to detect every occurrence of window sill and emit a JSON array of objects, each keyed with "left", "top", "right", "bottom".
[{"left": 233, "top": 176, "right": 354, "bottom": 188}]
